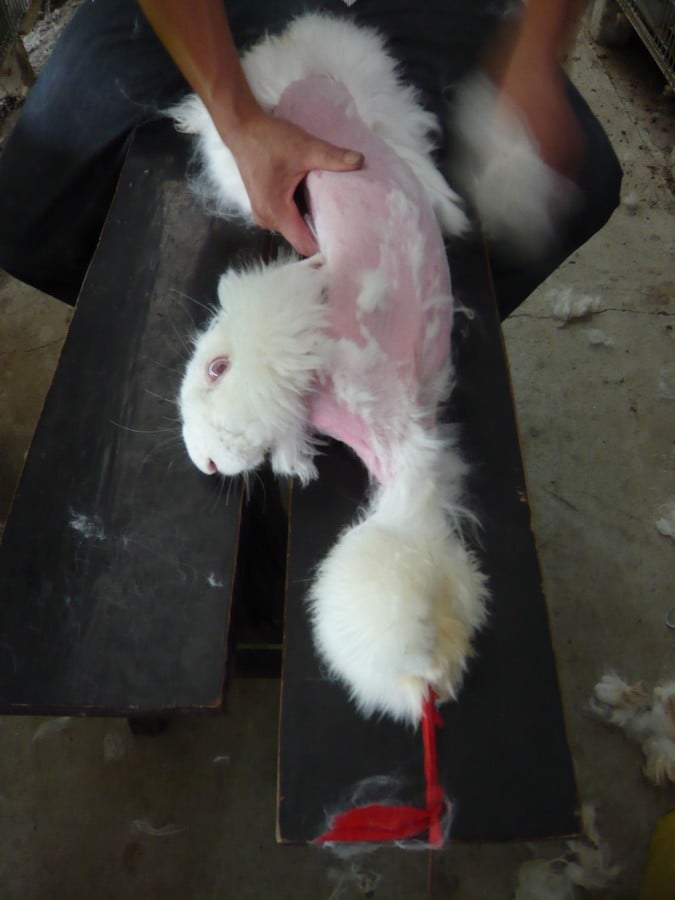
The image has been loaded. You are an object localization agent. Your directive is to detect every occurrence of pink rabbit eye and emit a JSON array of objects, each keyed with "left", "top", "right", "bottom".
[{"left": 207, "top": 356, "right": 230, "bottom": 383}]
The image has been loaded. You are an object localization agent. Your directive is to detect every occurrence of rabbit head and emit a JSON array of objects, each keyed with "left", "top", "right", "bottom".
[{"left": 179, "top": 254, "right": 328, "bottom": 476}]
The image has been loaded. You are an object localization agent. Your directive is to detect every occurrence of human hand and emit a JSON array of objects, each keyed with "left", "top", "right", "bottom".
[
  {"left": 495, "top": 51, "right": 586, "bottom": 180},
  {"left": 222, "top": 110, "right": 363, "bottom": 256},
  {"left": 139, "top": 0, "right": 363, "bottom": 255},
  {"left": 483, "top": 1, "right": 587, "bottom": 181}
]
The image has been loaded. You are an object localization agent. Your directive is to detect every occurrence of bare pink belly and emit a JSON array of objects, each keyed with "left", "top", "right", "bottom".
[{"left": 275, "top": 76, "right": 452, "bottom": 482}]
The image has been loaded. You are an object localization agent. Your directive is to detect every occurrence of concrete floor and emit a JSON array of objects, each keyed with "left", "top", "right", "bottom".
[{"left": 0, "top": 19, "right": 673, "bottom": 900}]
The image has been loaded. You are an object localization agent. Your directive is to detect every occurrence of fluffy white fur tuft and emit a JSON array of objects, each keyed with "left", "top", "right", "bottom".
[
  {"left": 451, "top": 74, "right": 581, "bottom": 260},
  {"left": 309, "top": 424, "right": 488, "bottom": 724},
  {"left": 180, "top": 254, "right": 328, "bottom": 483},
  {"left": 590, "top": 673, "right": 675, "bottom": 786},
  {"left": 168, "top": 13, "right": 467, "bottom": 236},
  {"left": 514, "top": 805, "right": 619, "bottom": 899}
]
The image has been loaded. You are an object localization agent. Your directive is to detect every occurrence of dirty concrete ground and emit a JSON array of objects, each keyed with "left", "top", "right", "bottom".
[{"left": 0, "top": 13, "right": 673, "bottom": 900}]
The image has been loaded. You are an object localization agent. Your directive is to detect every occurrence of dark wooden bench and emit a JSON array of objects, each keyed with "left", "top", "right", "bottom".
[
  {"left": 278, "top": 241, "right": 580, "bottom": 844},
  {"left": 0, "top": 121, "right": 273, "bottom": 727},
  {"left": 0, "top": 120, "right": 579, "bottom": 840}
]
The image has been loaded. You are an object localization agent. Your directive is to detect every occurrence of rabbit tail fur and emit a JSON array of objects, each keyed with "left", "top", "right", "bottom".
[
  {"left": 308, "top": 425, "right": 489, "bottom": 725},
  {"left": 167, "top": 13, "right": 466, "bottom": 237}
]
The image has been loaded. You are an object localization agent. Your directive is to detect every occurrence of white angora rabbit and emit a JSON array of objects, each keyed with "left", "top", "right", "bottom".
[{"left": 171, "top": 14, "right": 488, "bottom": 725}]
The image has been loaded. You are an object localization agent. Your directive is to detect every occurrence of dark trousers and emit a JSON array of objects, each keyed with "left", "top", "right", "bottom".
[{"left": 0, "top": 0, "right": 622, "bottom": 314}]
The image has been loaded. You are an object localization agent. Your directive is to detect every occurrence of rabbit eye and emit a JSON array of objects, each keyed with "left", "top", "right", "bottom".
[{"left": 207, "top": 356, "right": 230, "bottom": 383}]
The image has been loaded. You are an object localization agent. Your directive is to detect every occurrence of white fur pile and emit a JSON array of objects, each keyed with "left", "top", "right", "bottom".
[
  {"left": 590, "top": 673, "right": 675, "bottom": 786},
  {"left": 170, "top": 14, "right": 487, "bottom": 725},
  {"left": 655, "top": 500, "right": 675, "bottom": 541},
  {"left": 513, "top": 806, "right": 619, "bottom": 900},
  {"left": 548, "top": 286, "right": 603, "bottom": 325}
]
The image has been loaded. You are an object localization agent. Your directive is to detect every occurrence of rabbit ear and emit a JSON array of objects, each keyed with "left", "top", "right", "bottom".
[{"left": 216, "top": 269, "right": 241, "bottom": 314}]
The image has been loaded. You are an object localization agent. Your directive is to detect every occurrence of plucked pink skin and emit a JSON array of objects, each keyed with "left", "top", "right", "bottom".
[{"left": 275, "top": 76, "right": 453, "bottom": 483}]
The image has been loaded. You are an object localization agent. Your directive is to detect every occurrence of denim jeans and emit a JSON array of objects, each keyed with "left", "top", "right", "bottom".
[{"left": 0, "top": 0, "right": 621, "bottom": 314}]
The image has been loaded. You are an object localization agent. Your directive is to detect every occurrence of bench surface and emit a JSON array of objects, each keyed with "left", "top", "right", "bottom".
[
  {"left": 278, "top": 244, "right": 580, "bottom": 843},
  {"left": 0, "top": 120, "right": 578, "bottom": 843},
  {"left": 0, "top": 122, "right": 267, "bottom": 716}
]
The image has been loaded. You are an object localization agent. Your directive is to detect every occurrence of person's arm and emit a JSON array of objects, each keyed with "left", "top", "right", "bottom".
[
  {"left": 488, "top": 0, "right": 588, "bottom": 177},
  {"left": 137, "top": 0, "right": 363, "bottom": 256}
]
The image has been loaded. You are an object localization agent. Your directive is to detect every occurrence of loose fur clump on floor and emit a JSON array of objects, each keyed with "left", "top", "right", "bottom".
[
  {"left": 548, "top": 286, "right": 604, "bottom": 325},
  {"left": 513, "top": 806, "right": 619, "bottom": 900},
  {"left": 655, "top": 499, "right": 675, "bottom": 541},
  {"left": 585, "top": 328, "right": 613, "bottom": 347},
  {"left": 590, "top": 672, "right": 675, "bottom": 786}
]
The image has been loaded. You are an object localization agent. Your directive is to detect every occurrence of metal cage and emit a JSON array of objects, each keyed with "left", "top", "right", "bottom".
[
  {"left": 0, "top": 0, "right": 30, "bottom": 63},
  {"left": 617, "top": 0, "right": 675, "bottom": 88}
]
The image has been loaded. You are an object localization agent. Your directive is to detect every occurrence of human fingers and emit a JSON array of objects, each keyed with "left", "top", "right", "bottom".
[
  {"left": 302, "top": 137, "right": 363, "bottom": 174},
  {"left": 276, "top": 197, "right": 319, "bottom": 257}
]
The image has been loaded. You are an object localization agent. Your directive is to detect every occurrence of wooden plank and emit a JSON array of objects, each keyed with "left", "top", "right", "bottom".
[
  {"left": 0, "top": 120, "right": 266, "bottom": 716},
  {"left": 277, "top": 239, "right": 580, "bottom": 843}
]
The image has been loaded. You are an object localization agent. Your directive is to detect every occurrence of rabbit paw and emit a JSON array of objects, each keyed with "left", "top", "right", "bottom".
[{"left": 270, "top": 429, "right": 318, "bottom": 485}]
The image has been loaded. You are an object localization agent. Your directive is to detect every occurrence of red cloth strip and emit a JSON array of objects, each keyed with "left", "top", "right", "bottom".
[
  {"left": 314, "top": 687, "right": 447, "bottom": 846},
  {"left": 315, "top": 802, "right": 435, "bottom": 844},
  {"left": 422, "top": 688, "right": 445, "bottom": 846}
]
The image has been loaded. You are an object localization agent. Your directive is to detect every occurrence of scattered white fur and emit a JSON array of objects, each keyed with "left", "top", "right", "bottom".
[
  {"left": 452, "top": 74, "right": 581, "bottom": 260},
  {"left": 168, "top": 13, "right": 467, "bottom": 237},
  {"left": 513, "top": 806, "right": 619, "bottom": 899},
  {"left": 131, "top": 820, "right": 185, "bottom": 837},
  {"left": 69, "top": 510, "right": 105, "bottom": 541},
  {"left": 326, "top": 334, "right": 391, "bottom": 425},
  {"left": 355, "top": 268, "right": 389, "bottom": 316},
  {"left": 103, "top": 731, "right": 127, "bottom": 762},
  {"left": 327, "top": 863, "right": 382, "bottom": 900},
  {"left": 548, "top": 287, "right": 603, "bottom": 325},
  {"left": 656, "top": 500, "right": 675, "bottom": 540},
  {"left": 590, "top": 673, "right": 675, "bottom": 786},
  {"left": 32, "top": 716, "right": 71, "bottom": 743},
  {"left": 622, "top": 192, "right": 639, "bottom": 214},
  {"left": 585, "top": 328, "right": 613, "bottom": 347}
]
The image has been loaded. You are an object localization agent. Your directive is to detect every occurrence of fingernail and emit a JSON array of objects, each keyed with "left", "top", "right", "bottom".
[{"left": 343, "top": 150, "right": 362, "bottom": 166}]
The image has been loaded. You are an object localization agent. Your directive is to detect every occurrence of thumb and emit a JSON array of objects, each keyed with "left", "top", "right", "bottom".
[
  {"left": 280, "top": 201, "right": 320, "bottom": 258},
  {"left": 308, "top": 138, "right": 364, "bottom": 173}
]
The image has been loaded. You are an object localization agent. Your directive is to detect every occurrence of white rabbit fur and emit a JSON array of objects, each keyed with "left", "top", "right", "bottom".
[
  {"left": 172, "top": 14, "right": 487, "bottom": 725},
  {"left": 180, "top": 253, "right": 328, "bottom": 483},
  {"left": 169, "top": 12, "right": 467, "bottom": 237},
  {"left": 310, "top": 424, "right": 488, "bottom": 722}
]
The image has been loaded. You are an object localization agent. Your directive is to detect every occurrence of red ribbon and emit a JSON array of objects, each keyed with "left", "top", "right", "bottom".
[{"left": 314, "top": 687, "right": 447, "bottom": 846}]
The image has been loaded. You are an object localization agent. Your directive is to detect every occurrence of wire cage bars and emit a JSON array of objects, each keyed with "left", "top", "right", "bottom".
[
  {"left": 0, "top": 0, "right": 30, "bottom": 63},
  {"left": 617, "top": 0, "right": 675, "bottom": 88}
]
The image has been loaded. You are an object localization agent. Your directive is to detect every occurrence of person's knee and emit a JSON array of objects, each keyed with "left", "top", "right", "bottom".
[
  {"left": 567, "top": 81, "right": 623, "bottom": 241},
  {"left": 589, "top": 140, "right": 622, "bottom": 233}
]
